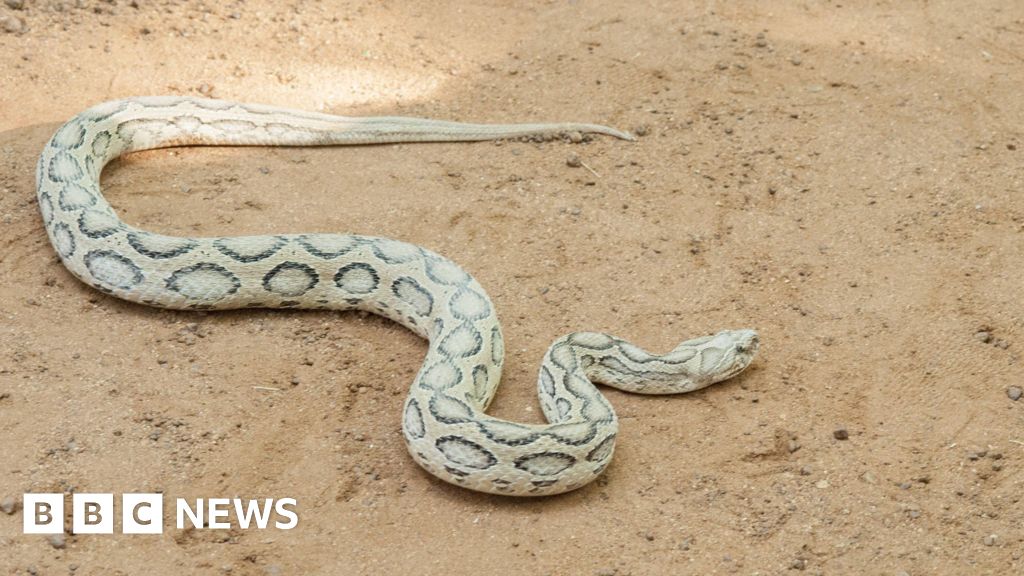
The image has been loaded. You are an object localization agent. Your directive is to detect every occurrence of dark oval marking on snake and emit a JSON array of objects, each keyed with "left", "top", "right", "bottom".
[
  {"left": 418, "top": 360, "right": 462, "bottom": 391},
  {"left": 429, "top": 393, "right": 475, "bottom": 424},
  {"left": 514, "top": 452, "right": 577, "bottom": 477},
  {"left": 77, "top": 209, "right": 123, "bottom": 239},
  {"left": 166, "top": 262, "right": 241, "bottom": 300},
  {"left": 84, "top": 250, "right": 144, "bottom": 290},
  {"left": 439, "top": 322, "right": 483, "bottom": 359},
  {"left": 449, "top": 287, "right": 490, "bottom": 320},
  {"left": 91, "top": 130, "right": 112, "bottom": 157},
  {"left": 38, "top": 192, "right": 54, "bottom": 225},
  {"left": 214, "top": 235, "right": 287, "bottom": 263},
  {"left": 333, "top": 262, "right": 379, "bottom": 294},
  {"left": 424, "top": 257, "right": 471, "bottom": 286},
  {"left": 52, "top": 122, "right": 86, "bottom": 149},
  {"left": 491, "top": 326, "right": 504, "bottom": 365},
  {"left": 435, "top": 435, "right": 498, "bottom": 470},
  {"left": 297, "top": 234, "right": 358, "bottom": 259},
  {"left": 404, "top": 399, "right": 425, "bottom": 439},
  {"left": 392, "top": 276, "right": 433, "bottom": 317},
  {"left": 52, "top": 222, "right": 76, "bottom": 259},
  {"left": 127, "top": 232, "right": 199, "bottom": 259},
  {"left": 262, "top": 261, "right": 319, "bottom": 297},
  {"left": 48, "top": 151, "right": 83, "bottom": 182},
  {"left": 371, "top": 238, "right": 421, "bottom": 263}
]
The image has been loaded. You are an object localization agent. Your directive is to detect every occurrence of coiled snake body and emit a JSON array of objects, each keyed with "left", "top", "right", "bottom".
[{"left": 37, "top": 97, "right": 758, "bottom": 496}]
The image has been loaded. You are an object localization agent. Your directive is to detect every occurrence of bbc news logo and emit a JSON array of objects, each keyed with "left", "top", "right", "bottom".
[{"left": 23, "top": 494, "right": 298, "bottom": 534}]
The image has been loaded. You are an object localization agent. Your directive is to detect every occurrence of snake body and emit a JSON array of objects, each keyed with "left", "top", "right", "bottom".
[{"left": 36, "top": 97, "right": 758, "bottom": 496}]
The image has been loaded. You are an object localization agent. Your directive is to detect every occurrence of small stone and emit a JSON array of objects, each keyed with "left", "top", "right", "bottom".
[
  {"left": 567, "top": 131, "right": 583, "bottom": 144},
  {"left": 967, "top": 449, "right": 987, "bottom": 461},
  {"left": 815, "top": 479, "right": 829, "bottom": 489},
  {"left": 566, "top": 153, "right": 582, "bottom": 168},
  {"left": 632, "top": 124, "right": 649, "bottom": 137},
  {"left": 198, "top": 83, "right": 214, "bottom": 96},
  {"left": 0, "top": 496, "right": 15, "bottom": 514},
  {"left": 1007, "top": 386, "right": 1022, "bottom": 401},
  {"left": 799, "top": 466, "right": 812, "bottom": 476},
  {"left": 47, "top": 533, "right": 66, "bottom": 549},
  {"left": 5, "top": 0, "right": 25, "bottom": 9},
  {"left": 0, "top": 14, "right": 25, "bottom": 33},
  {"left": 790, "top": 558, "right": 806, "bottom": 570},
  {"left": 983, "top": 534, "right": 997, "bottom": 546},
  {"left": 833, "top": 427, "right": 849, "bottom": 441},
  {"left": 975, "top": 330, "right": 992, "bottom": 343},
  {"left": 789, "top": 55, "right": 802, "bottom": 66}
]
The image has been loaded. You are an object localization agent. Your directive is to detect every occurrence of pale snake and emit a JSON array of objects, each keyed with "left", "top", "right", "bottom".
[{"left": 36, "top": 97, "right": 758, "bottom": 496}]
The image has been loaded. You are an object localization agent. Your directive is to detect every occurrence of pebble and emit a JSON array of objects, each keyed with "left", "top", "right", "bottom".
[
  {"left": 5, "top": 0, "right": 25, "bottom": 9},
  {"left": 0, "top": 13, "right": 25, "bottom": 33},
  {"left": 1007, "top": 386, "right": 1022, "bottom": 401},
  {"left": 0, "top": 496, "right": 15, "bottom": 514},
  {"left": 632, "top": 124, "right": 649, "bottom": 137},
  {"left": 790, "top": 558, "right": 806, "bottom": 570},
  {"left": 815, "top": 479, "right": 829, "bottom": 489},
  {"left": 833, "top": 427, "right": 849, "bottom": 440},
  {"left": 47, "top": 533, "right": 66, "bottom": 549},
  {"left": 566, "top": 153, "right": 582, "bottom": 168},
  {"left": 974, "top": 330, "right": 992, "bottom": 343},
  {"left": 983, "top": 534, "right": 997, "bottom": 546}
]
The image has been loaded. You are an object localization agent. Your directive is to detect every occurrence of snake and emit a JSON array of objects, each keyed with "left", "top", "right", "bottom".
[{"left": 35, "top": 96, "right": 758, "bottom": 496}]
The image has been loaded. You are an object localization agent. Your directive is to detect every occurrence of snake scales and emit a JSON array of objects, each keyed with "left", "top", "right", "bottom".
[{"left": 36, "top": 97, "right": 758, "bottom": 496}]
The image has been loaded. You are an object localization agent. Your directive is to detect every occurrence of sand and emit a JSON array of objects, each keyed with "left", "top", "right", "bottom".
[{"left": 1, "top": 1, "right": 1022, "bottom": 574}]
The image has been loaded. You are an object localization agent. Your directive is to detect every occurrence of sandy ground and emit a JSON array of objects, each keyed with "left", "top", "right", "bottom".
[{"left": 1, "top": 1, "right": 1023, "bottom": 574}]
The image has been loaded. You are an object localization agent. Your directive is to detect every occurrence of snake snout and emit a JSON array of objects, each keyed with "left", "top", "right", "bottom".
[
  {"left": 715, "top": 329, "right": 758, "bottom": 380},
  {"left": 733, "top": 329, "right": 759, "bottom": 355}
]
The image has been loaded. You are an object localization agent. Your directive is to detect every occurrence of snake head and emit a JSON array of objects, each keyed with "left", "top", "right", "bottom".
[
  {"left": 710, "top": 329, "right": 759, "bottom": 381},
  {"left": 679, "top": 329, "right": 759, "bottom": 385}
]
